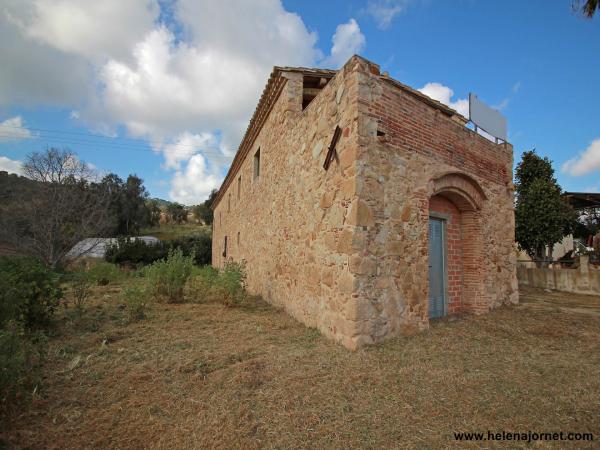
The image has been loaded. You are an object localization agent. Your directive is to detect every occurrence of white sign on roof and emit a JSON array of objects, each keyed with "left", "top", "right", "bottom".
[{"left": 468, "top": 93, "right": 507, "bottom": 141}]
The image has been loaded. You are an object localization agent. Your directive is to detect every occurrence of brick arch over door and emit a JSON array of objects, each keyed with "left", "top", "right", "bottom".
[{"left": 428, "top": 172, "right": 488, "bottom": 316}]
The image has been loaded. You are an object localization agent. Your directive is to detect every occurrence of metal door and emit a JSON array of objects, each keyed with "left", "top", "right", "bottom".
[{"left": 428, "top": 218, "right": 446, "bottom": 318}]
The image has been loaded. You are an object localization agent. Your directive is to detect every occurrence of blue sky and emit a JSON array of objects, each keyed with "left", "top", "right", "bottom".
[{"left": 1, "top": 0, "right": 599, "bottom": 203}]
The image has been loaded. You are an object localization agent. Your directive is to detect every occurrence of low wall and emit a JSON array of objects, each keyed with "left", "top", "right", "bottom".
[{"left": 517, "top": 255, "right": 600, "bottom": 294}]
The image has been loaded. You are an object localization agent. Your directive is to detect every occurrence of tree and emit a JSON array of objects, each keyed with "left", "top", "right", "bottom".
[
  {"left": 575, "top": 0, "right": 599, "bottom": 17},
  {"left": 191, "top": 204, "right": 207, "bottom": 224},
  {"left": 515, "top": 150, "right": 577, "bottom": 265},
  {"left": 192, "top": 189, "right": 218, "bottom": 225},
  {"left": 23, "top": 147, "right": 94, "bottom": 183},
  {"left": 99, "top": 173, "right": 153, "bottom": 235},
  {"left": 121, "top": 175, "right": 151, "bottom": 234},
  {"left": 0, "top": 148, "right": 112, "bottom": 268},
  {"left": 146, "top": 199, "right": 162, "bottom": 227},
  {"left": 167, "top": 203, "right": 187, "bottom": 224}
]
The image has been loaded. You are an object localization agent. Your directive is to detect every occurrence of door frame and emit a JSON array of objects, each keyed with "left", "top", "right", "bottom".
[{"left": 428, "top": 212, "right": 450, "bottom": 318}]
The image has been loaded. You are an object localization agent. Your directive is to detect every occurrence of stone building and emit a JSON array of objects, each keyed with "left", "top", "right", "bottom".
[{"left": 211, "top": 55, "right": 518, "bottom": 349}]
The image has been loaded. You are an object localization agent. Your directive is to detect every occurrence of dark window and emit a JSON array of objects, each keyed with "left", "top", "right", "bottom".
[
  {"left": 237, "top": 176, "right": 241, "bottom": 199},
  {"left": 223, "top": 236, "right": 228, "bottom": 258},
  {"left": 237, "top": 231, "right": 240, "bottom": 245},
  {"left": 253, "top": 148, "right": 260, "bottom": 181}
]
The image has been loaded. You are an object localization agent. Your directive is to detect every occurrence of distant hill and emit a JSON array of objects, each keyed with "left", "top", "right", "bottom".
[{"left": 0, "top": 171, "right": 39, "bottom": 202}]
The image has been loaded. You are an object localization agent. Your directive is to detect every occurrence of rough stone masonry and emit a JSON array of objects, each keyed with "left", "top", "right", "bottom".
[{"left": 212, "top": 55, "right": 518, "bottom": 349}]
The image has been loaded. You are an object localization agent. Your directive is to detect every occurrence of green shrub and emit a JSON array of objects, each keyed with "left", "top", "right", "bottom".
[
  {"left": 122, "top": 285, "right": 149, "bottom": 322},
  {"left": 168, "top": 234, "right": 212, "bottom": 266},
  {"left": 184, "top": 266, "right": 219, "bottom": 303},
  {"left": 105, "top": 234, "right": 212, "bottom": 267},
  {"left": 0, "top": 321, "right": 47, "bottom": 404},
  {"left": 184, "top": 262, "right": 247, "bottom": 306},
  {"left": 196, "top": 265, "right": 219, "bottom": 284},
  {"left": 87, "top": 261, "right": 122, "bottom": 285},
  {"left": 145, "top": 249, "right": 194, "bottom": 303},
  {"left": 215, "top": 261, "right": 247, "bottom": 307},
  {"left": 0, "top": 256, "right": 62, "bottom": 329},
  {"left": 105, "top": 237, "right": 167, "bottom": 266}
]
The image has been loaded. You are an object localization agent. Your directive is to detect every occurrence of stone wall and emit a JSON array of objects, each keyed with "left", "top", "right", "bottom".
[{"left": 212, "top": 57, "right": 366, "bottom": 348}]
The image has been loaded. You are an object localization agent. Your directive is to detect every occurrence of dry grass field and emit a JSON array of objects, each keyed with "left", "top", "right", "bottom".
[{"left": 2, "top": 285, "right": 599, "bottom": 449}]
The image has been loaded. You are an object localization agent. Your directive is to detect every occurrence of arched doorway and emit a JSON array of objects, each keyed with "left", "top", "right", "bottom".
[{"left": 427, "top": 173, "right": 486, "bottom": 319}]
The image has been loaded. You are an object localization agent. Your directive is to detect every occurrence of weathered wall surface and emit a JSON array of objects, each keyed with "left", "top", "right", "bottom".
[
  {"left": 351, "top": 61, "right": 518, "bottom": 344},
  {"left": 212, "top": 57, "right": 367, "bottom": 348},
  {"left": 213, "top": 56, "right": 518, "bottom": 348},
  {"left": 518, "top": 256, "right": 600, "bottom": 294}
]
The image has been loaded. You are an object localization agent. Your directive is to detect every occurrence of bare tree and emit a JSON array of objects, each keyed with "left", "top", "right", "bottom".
[
  {"left": 0, "top": 148, "right": 113, "bottom": 268},
  {"left": 23, "top": 148, "right": 95, "bottom": 183}
]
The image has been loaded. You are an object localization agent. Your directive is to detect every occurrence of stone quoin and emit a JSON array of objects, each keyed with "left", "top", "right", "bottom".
[{"left": 211, "top": 55, "right": 518, "bottom": 349}]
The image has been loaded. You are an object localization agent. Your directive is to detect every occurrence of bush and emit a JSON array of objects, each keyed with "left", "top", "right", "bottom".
[
  {"left": 215, "top": 261, "right": 247, "bottom": 307},
  {"left": 87, "top": 261, "right": 122, "bottom": 285},
  {"left": 105, "top": 234, "right": 211, "bottom": 267},
  {"left": 184, "top": 266, "right": 219, "bottom": 302},
  {"left": 0, "top": 256, "right": 62, "bottom": 329},
  {"left": 0, "top": 321, "right": 47, "bottom": 404},
  {"left": 168, "top": 234, "right": 212, "bottom": 266},
  {"left": 184, "top": 262, "right": 247, "bottom": 306},
  {"left": 145, "top": 249, "right": 194, "bottom": 303},
  {"left": 122, "top": 285, "right": 149, "bottom": 322},
  {"left": 105, "top": 237, "right": 167, "bottom": 266}
]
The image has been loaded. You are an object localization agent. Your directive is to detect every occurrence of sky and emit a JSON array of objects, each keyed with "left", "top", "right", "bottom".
[{"left": 0, "top": 0, "right": 599, "bottom": 204}]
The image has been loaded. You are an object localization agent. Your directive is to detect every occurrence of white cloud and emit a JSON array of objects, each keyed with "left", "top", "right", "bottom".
[
  {"left": 512, "top": 81, "right": 521, "bottom": 94},
  {"left": 97, "top": 26, "right": 260, "bottom": 150},
  {"left": 0, "top": 15, "right": 91, "bottom": 107},
  {"left": 158, "top": 131, "right": 221, "bottom": 170},
  {"left": 4, "top": 0, "right": 158, "bottom": 62},
  {"left": 0, "top": 116, "right": 34, "bottom": 142},
  {"left": 322, "top": 19, "right": 366, "bottom": 68},
  {"left": 494, "top": 98, "right": 510, "bottom": 110},
  {"left": 418, "top": 82, "right": 469, "bottom": 117},
  {"left": 562, "top": 139, "right": 600, "bottom": 176},
  {"left": 1, "top": 0, "right": 367, "bottom": 203},
  {"left": 366, "top": 0, "right": 409, "bottom": 29},
  {"left": 170, "top": 154, "right": 221, "bottom": 205},
  {"left": 0, "top": 156, "right": 23, "bottom": 174}
]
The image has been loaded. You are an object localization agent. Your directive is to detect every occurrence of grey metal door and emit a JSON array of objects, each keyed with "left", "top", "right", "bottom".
[{"left": 428, "top": 218, "right": 446, "bottom": 318}]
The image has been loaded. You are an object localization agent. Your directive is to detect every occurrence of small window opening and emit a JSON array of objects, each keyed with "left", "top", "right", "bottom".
[
  {"left": 253, "top": 148, "right": 261, "bottom": 181},
  {"left": 377, "top": 129, "right": 385, "bottom": 137},
  {"left": 228, "top": 193, "right": 231, "bottom": 212},
  {"left": 237, "top": 231, "right": 240, "bottom": 245},
  {"left": 237, "top": 176, "right": 241, "bottom": 199},
  {"left": 223, "top": 236, "right": 227, "bottom": 258},
  {"left": 302, "top": 75, "right": 330, "bottom": 110}
]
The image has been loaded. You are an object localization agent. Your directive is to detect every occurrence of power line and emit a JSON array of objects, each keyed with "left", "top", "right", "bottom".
[
  {"left": 0, "top": 132, "right": 233, "bottom": 161},
  {"left": 0, "top": 124, "right": 234, "bottom": 159}
]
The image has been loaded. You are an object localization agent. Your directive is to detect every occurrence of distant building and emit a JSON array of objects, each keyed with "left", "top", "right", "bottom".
[{"left": 212, "top": 56, "right": 517, "bottom": 349}]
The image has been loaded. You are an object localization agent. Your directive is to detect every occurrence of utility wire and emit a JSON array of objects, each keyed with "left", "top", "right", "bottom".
[{"left": 0, "top": 124, "right": 234, "bottom": 159}]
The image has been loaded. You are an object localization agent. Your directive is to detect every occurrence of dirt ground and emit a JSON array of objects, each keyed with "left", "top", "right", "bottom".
[{"left": 2, "top": 286, "right": 600, "bottom": 449}]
